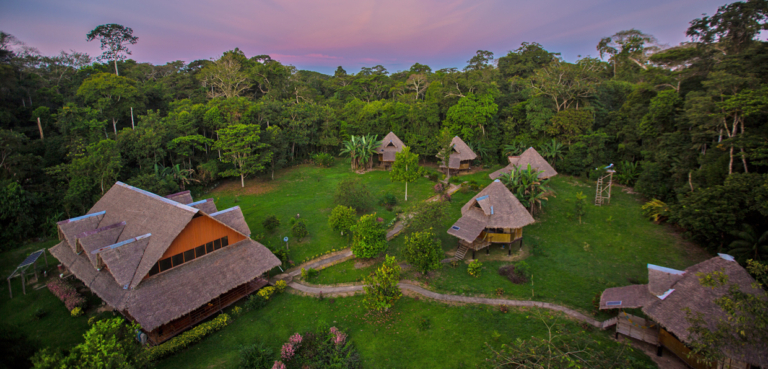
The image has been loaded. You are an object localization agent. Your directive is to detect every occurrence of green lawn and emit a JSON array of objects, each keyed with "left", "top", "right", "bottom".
[
  {"left": 205, "top": 159, "right": 436, "bottom": 264},
  {"left": 156, "top": 293, "right": 655, "bottom": 369}
]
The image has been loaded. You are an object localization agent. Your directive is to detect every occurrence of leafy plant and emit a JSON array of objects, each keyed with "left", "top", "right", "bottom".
[
  {"left": 615, "top": 160, "right": 640, "bottom": 186},
  {"left": 363, "top": 255, "right": 402, "bottom": 313},
  {"left": 574, "top": 191, "right": 587, "bottom": 224},
  {"left": 641, "top": 198, "right": 669, "bottom": 223},
  {"left": 257, "top": 286, "right": 276, "bottom": 300},
  {"left": 311, "top": 152, "right": 335, "bottom": 168},
  {"left": 402, "top": 229, "right": 443, "bottom": 274},
  {"left": 238, "top": 341, "right": 274, "bottom": 369},
  {"left": 147, "top": 314, "right": 231, "bottom": 362},
  {"left": 340, "top": 134, "right": 382, "bottom": 170},
  {"left": 291, "top": 219, "right": 308, "bottom": 240},
  {"left": 70, "top": 307, "right": 83, "bottom": 317},
  {"left": 379, "top": 192, "right": 397, "bottom": 210},
  {"left": 468, "top": 259, "right": 483, "bottom": 278},
  {"left": 499, "top": 164, "right": 553, "bottom": 216},
  {"left": 274, "top": 280, "right": 287, "bottom": 293},
  {"left": 245, "top": 294, "right": 268, "bottom": 311},
  {"left": 328, "top": 205, "right": 356, "bottom": 236},
  {"left": 263, "top": 215, "right": 281, "bottom": 232},
  {"left": 333, "top": 178, "right": 374, "bottom": 212},
  {"left": 351, "top": 213, "right": 387, "bottom": 259}
]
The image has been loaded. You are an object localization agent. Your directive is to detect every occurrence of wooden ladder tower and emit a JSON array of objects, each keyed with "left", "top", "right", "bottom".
[{"left": 595, "top": 170, "right": 615, "bottom": 206}]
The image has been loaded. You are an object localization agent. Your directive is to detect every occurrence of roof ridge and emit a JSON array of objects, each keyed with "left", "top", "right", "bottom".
[{"left": 116, "top": 182, "right": 199, "bottom": 213}]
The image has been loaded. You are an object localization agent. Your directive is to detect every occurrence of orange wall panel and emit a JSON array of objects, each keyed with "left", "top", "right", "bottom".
[{"left": 162, "top": 216, "right": 246, "bottom": 259}]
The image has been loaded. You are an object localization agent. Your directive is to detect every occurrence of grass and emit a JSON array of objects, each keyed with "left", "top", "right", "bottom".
[
  {"left": 0, "top": 240, "right": 93, "bottom": 350},
  {"left": 205, "top": 158, "right": 437, "bottom": 264},
  {"left": 156, "top": 293, "right": 655, "bottom": 369}
]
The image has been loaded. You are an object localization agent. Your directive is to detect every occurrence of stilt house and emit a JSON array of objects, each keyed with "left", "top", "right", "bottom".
[
  {"left": 489, "top": 147, "right": 557, "bottom": 180},
  {"left": 377, "top": 132, "right": 405, "bottom": 169},
  {"left": 49, "top": 182, "right": 281, "bottom": 344},
  {"left": 447, "top": 180, "right": 535, "bottom": 259},
  {"left": 599, "top": 254, "right": 766, "bottom": 369},
  {"left": 438, "top": 136, "right": 477, "bottom": 174}
]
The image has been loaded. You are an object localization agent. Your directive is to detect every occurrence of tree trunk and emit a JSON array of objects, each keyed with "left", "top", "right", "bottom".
[
  {"left": 729, "top": 146, "right": 734, "bottom": 175},
  {"left": 241, "top": 173, "right": 245, "bottom": 187},
  {"left": 36, "top": 117, "right": 44, "bottom": 141},
  {"left": 112, "top": 118, "right": 117, "bottom": 135},
  {"left": 114, "top": 59, "right": 119, "bottom": 76},
  {"left": 405, "top": 181, "right": 408, "bottom": 202}
]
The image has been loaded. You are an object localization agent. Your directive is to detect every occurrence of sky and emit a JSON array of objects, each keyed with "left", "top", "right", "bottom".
[{"left": 0, "top": 0, "right": 731, "bottom": 75}]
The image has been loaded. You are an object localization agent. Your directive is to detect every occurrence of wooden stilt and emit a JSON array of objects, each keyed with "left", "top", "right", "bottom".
[
  {"left": 656, "top": 345, "right": 663, "bottom": 357},
  {"left": 21, "top": 272, "right": 26, "bottom": 295},
  {"left": 472, "top": 250, "right": 475, "bottom": 259}
]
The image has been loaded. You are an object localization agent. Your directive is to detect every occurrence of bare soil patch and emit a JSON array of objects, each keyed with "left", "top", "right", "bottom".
[
  {"left": 498, "top": 265, "right": 528, "bottom": 284},
  {"left": 209, "top": 178, "right": 277, "bottom": 196}
]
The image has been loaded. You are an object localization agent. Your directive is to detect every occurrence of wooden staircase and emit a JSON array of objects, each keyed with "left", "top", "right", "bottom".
[{"left": 454, "top": 245, "right": 469, "bottom": 260}]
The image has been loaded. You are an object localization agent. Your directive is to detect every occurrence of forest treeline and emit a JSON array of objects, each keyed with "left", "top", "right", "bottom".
[{"left": 1, "top": 1, "right": 767, "bottom": 259}]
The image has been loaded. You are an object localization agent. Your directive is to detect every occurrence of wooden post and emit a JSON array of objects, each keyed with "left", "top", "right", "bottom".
[
  {"left": 130, "top": 107, "right": 135, "bottom": 130},
  {"left": 21, "top": 272, "right": 25, "bottom": 295},
  {"left": 7, "top": 278, "right": 11, "bottom": 298},
  {"left": 486, "top": 246, "right": 489, "bottom": 255},
  {"left": 37, "top": 117, "right": 44, "bottom": 140}
]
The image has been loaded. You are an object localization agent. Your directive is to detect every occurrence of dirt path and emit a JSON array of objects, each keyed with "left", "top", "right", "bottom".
[
  {"left": 385, "top": 183, "right": 461, "bottom": 241},
  {"left": 287, "top": 280, "right": 615, "bottom": 329},
  {"left": 273, "top": 249, "right": 354, "bottom": 280}
]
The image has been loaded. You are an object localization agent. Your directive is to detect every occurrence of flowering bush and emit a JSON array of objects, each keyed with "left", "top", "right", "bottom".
[
  {"left": 47, "top": 278, "right": 86, "bottom": 311},
  {"left": 230, "top": 306, "right": 243, "bottom": 318},
  {"left": 271, "top": 361, "right": 286, "bottom": 369},
  {"left": 330, "top": 327, "right": 347, "bottom": 346},
  {"left": 70, "top": 307, "right": 83, "bottom": 317},
  {"left": 468, "top": 259, "right": 483, "bottom": 278},
  {"left": 258, "top": 286, "right": 276, "bottom": 300},
  {"left": 289, "top": 333, "right": 303, "bottom": 345},
  {"left": 146, "top": 313, "right": 231, "bottom": 362},
  {"left": 274, "top": 327, "right": 361, "bottom": 368},
  {"left": 274, "top": 280, "right": 287, "bottom": 293},
  {"left": 281, "top": 342, "right": 296, "bottom": 360}
]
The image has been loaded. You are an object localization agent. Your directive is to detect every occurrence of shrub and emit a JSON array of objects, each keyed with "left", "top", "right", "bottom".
[
  {"left": 334, "top": 178, "right": 374, "bottom": 211},
  {"left": 246, "top": 294, "right": 268, "bottom": 311},
  {"left": 274, "top": 280, "right": 287, "bottom": 293},
  {"left": 276, "top": 327, "right": 361, "bottom": 369},
  {"left": 147, "top": 314, "right": 231, "bottom": 361},
  {"left": 379, "top": 192, "right": 397, "bottom": 210},
  {"left": 402, "top": 229, "right": 443, "bottom": 274},
  {"left": 363, "top": 255, "right": 402, "bottom": 313},
  {"left": 291, "top": 219, "right": 308, "bottom": 240},
  {"left": 231, "top": 306, "right": 243, "bottom": 318},
  {"left": 495, "top": 288, "right": 505, "bottom": 297},
  {"left": 271, "top": 248, "right": 289, "bottom": 267},
  {"left": 238, "top": 342, "right": 274, "bottom": 369},
  {"left": 258, "top": 287, "right": 276, "bottom": 300},
  {"left": 351, "top": 213, "right": 387, "bottom": 259},
  {"left": 301, "top": 268, "right": 318, "bottom": 281},
  {"left": 263, "top": 215, "right": 281, "bottom": 232},
  {"left": 70, "top": 307, "right": 83, "bottom": 317},
  {"left": 433, "top": 182, "right": 444, "bottom": 193},
  {"left": 468, "top": 259, "right": 483, "bottom": 278},
  {"left": 312, "top": 153, "right": 335, "bottom": 168},
  {"left": 46, "top": 278, "right": 86, "bottom": 311},
  {"left": 424, "top": 168, "right": 440, "bottom": 182},
  {"left": 407, "top": 201, "right": 450, "bottom": 234},
  {"left": 33, "top": 308, "right": 46, "bottom": 320},
  {"left": 328, "top": 205, "right": 356, "bottom": 236}
]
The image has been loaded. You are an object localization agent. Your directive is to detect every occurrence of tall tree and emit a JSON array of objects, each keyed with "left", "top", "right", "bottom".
[
  {"left": 213, "top": 124, "right": 269, "bottom": 187},
  {"left": 198, "top": 52, "right": 250, "bottom": 99},
  {"left": 86, "top": 24, "right": 138, "bottom": 76},
  {"left": 389, "top": 146, "right": 421, "bottom": 201},
  {"left": 687, "top": 0, "right": 768, "bottom": 55}
]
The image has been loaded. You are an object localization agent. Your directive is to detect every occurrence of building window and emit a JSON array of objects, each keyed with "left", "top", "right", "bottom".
[
  {"left": 148, "top": 263, "right": 160, "bottom": 276},
  {"left": 195, "top": 245, "right": 205, "bottom": 258},
  {"left": 171, "top": 253, "right": 184, "bottom": 267},
  {"left": 206, "top": 242, "right": 214, "bottom": 253},
  {"left": 159, "top": 258, "right": 172, "bottom": 272},
  {"left": 183, "top": 249, "right": 195, "bottom": 263},
  {"left": 213, "top": 239, "right": 221, "bottom": 250},
  {"left": 222, "top": 236, "right": 229, "bottom": 247},
  {"left": 149, "top": 236, "right": 232, "bottom": 277}
]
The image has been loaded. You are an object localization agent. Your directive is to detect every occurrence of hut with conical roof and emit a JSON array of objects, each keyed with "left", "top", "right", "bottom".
[
  {"left": 377, "top": 132, "right": 406, "bottom": 169},
  {"left": 490, "top": 147, "right": 557, "bottom": 180},
  {"left": 438, "top": 136, "right": 477, "bottom": 174},
  {"left": 447, "top": 180, "right": 535, "bottom": 259}
]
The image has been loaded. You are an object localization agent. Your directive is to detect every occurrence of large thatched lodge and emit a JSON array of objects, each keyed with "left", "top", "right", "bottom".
[
  {"left": 438, "top": 136, "right": 477, "bottom": 174},
  {"left": 447, "top": 180, "right": 535, "bottom": 259},
  {"left": 599, "top": 255, "right": 766, "bottom": 369},
  {"left": 377, "top": 131, "right": 405, "bottom": 169},
  {"left": 50, "top": 182, "right": 281, "bottom": 344},
  {"left": 489, "top": 147, "right": 557, "bottom": 180}
]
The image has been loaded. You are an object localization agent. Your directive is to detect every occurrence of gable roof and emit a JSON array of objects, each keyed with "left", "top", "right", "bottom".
[
  {"left": 166, "top": 190, "right": 193, "bottom": 205},
  {"left": 378, "top": 132, "right": 405, "bottom": 154},
  {"left": 599, "top": 255, "right": 766, "bottom": 365},
  {"left": 211, "top": 206, "right": 251, "bottom": 237},
  {"left": 77, "top": 222, "right": 127, "bottom": 268},
  {"left": 58, "top": 211, "right": 105, "bottom": 253},
  {"left": 447, "top": 180, "right": 535, "bottom": 242},
  {"left": 188, "top": 198, "right": 218, "bottom": 214},
  {"left": 450, "top": 136, "right": 477, "bottom": 161},
  {"left": 98, "top": 234, "right": 151, "bottom": 288},
  {"left": 489, "top": 147, "right": 558, "bottom": 180}
]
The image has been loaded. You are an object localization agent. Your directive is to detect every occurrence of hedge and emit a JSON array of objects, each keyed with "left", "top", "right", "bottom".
[{"left": 146, "top": 313, "right": 231, "bottom": 362}]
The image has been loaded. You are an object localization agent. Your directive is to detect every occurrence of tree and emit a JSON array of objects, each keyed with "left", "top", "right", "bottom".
[
  {"left": 596, "top": 29, "right": 661, "bottom": 76},
  {"left": 464, "top": 50, "right": 494, "bottom": 71},
  {"left": 86, "top": 24, "right": 138, "bottom": 76},
  {"left": 530, "top": 58, "right": 602, "bottom": 112},
  {"left": 499, "top": 164, "right": 553, "bottom": 216},
  {"left": 333, "top": 178, "right": 374, "bottom": 212},
  {"left": 389, "top": 146, "right": 421, "bottom": 201},
  {"left": 198, "top": 52, "right": 251, "bottom": 99},
  {"left": 76, "top": 73, "right": 142, "bottom": 135},
  {"left": 547, "top": 110, "right": 593, "bottom": 145},
  {"left": 685, "top": 260, "right": 768, "bottom": 368},
  {"left": 340, "top": 135, "right": 381, "bottom": 170},
  {"left": 728, "top": 224, "right": 768, "bottom": 263},
  {"left": 443, "top": 90, "right": 499, "bottom": 142},
  {"left": 351, "top": 213, "right": 387, "bottom": 258},
  {"left": 539, "top": 139, "right": 565, "bottom": 167},
  {"left": 407, "top": 200, "right": 450, "bottom": 234},
  {"left": 402, "top": 229, "right": 442, "bottom": 274},
  {"left": 574, "top": 191, "right": 587, "bottom": 224},
  {"left": 329, "top": 205, "right": 356, "bottom": 236},
  {"left": 687, "top": 0, "right": 768, "bottom": 55},
  {"left": 213, "top": 124, "right": 269, "bottom": 187},
  {"left": 362, "top": 255, "right": 402, "bottom": 313}
]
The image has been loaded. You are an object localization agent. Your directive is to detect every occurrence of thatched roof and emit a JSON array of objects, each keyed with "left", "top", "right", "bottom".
[
  {"left": 50, "top": 237, "right": 280, "bottom": 331},
  {"left": 189, "top": 198, "right": 218, "bottom": 214},
  {"left": 378, "top": 132, "right": 405, "bottom": 163},
  {"left": 438, "top": 136, "right": 477, "bottom": 168},
  {"left": 166, "top": 190, "right": 193, "bottom": 205},
  {"left": 49, "top": 181, "right": 281, "bottom": 331},
  {"left": 447, "top": 180, "right": 535, "bottom": 243},
  {"left": 211, "top": 206, "right": 251, "bottom": 237},
  {"left": 599, "top": 255, "right": 766, "bottom": 365},
  {"left": 489, "top": 148, "right": 558, "bottom": 180}
]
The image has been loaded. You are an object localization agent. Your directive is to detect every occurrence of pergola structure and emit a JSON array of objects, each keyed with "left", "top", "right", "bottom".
[{"left": 6, "top": 248, "right": 49, "bottom": 298}]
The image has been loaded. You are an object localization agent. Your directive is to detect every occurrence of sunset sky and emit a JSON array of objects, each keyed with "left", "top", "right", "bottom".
[{"left": 1, "top": 0, "right": 730, "bottom": 74}]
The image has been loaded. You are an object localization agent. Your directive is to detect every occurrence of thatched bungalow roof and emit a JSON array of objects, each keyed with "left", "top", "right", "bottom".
[
  {"left": 50, "top": 182, "right": 280, "bottom": 332},
  {"left": 447, "top": 180, "right": 535, "bottom": 243},
  {"left": 600, "top": 255, "right": 766, "bottom": 365},
  {"left": 378, "top": 132, "right": 405, "bottom": 162},
  {"left": 438, "top": 136, "right": 477, "bottom": 169},
  {"left": 188, "top": 198, "right": 218, "bottom": 214},
  {"left": 489, "top": 147, "right": 558, "bottom": 180}
]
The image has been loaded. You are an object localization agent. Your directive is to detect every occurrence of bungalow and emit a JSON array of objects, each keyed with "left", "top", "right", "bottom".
[
  {"left": 438, "top": 136, "right": 477, "bottom": 174},
  {"left": 489, "top": 147, "right": 557, "bottom": 180},
  {"left": 599, "top": 255, "right": 765, "bottom": 369},
  {"left": 447, "top": 180, "right": 535, "bottom": 259},
  {"left": 377, "top": 132, "right": 405, "bottom": 169},
  {"left": 49, "top": 182, "right": 281, "bottom": 344}
]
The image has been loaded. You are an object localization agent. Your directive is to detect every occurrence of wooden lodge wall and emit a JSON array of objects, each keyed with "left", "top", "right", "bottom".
[{"left": 162, "top": 215, "right": 246, "bottom": 259}]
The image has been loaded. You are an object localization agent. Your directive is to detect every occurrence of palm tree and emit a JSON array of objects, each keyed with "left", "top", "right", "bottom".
[
  {"left": 499, "top": 164, "right": 552, "bottom": 216},
  {"left": 539, "top": 139, "right": 564, "bottom": 168},
  {"left": 340, "top": 137, "right": 361, "bottom": 170},
  {"left": 728, "top": 224, "right": 768, "bottom": 263}
]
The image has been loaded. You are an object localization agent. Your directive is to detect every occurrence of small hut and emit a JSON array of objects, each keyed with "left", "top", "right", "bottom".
[
  {"left": 447, "top": 180, "right": 534, "bottom": 259},
  {"left": 599, "top": 255, "right": 766, "bottom": 369},
  {"left": 377, "top": 132, "right": 405, "bottom": 169},
  {"left": 49, "top": 183, "right": 281, "bottom": 344},
  {"left": 438, "top": 136, "right": 477, "bottom": 174},
  {"left": 489, "top": 147, "right": 557, "bottom": 180}
]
